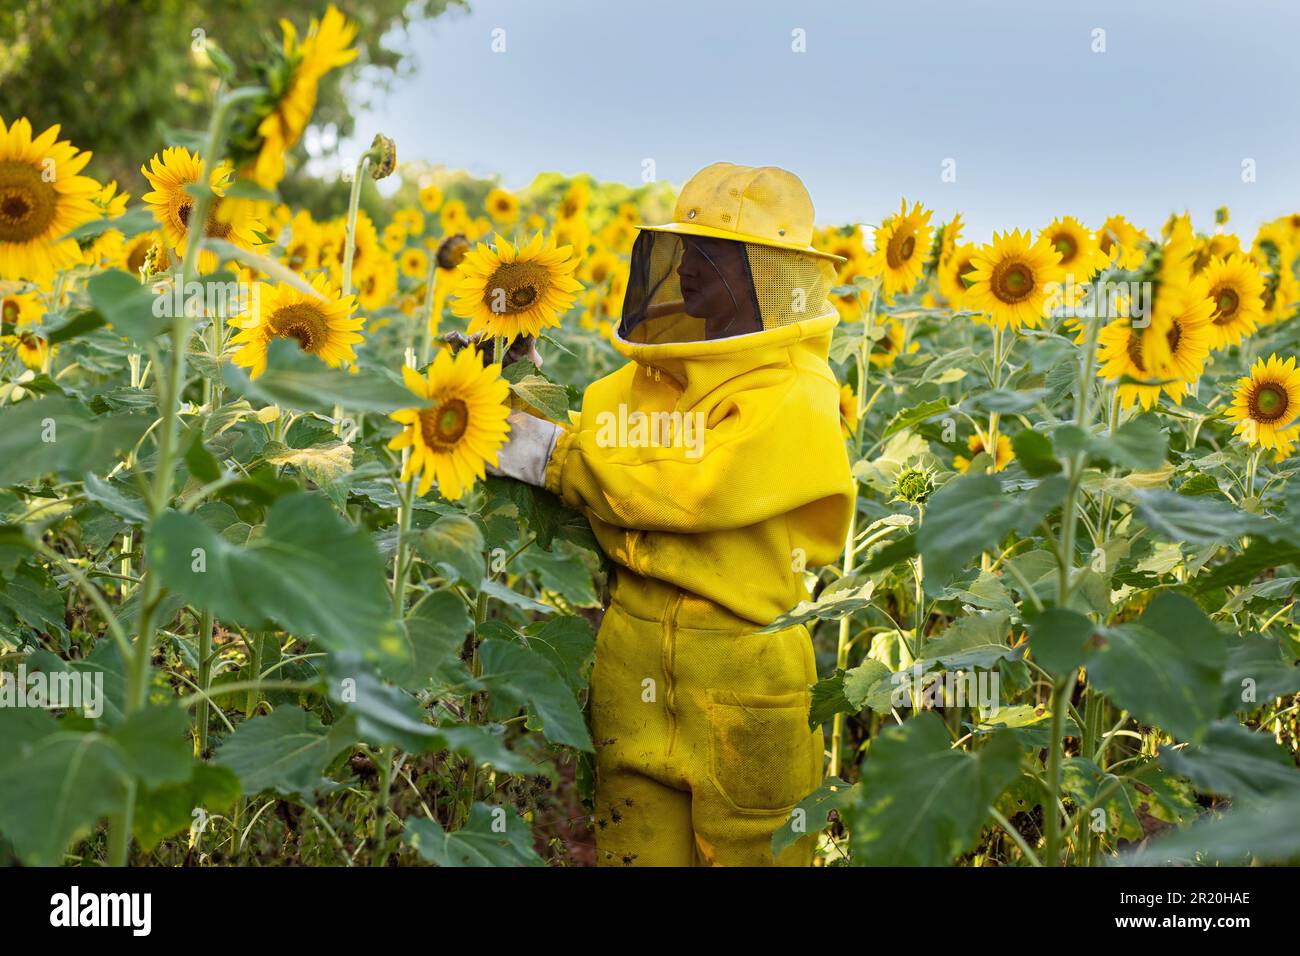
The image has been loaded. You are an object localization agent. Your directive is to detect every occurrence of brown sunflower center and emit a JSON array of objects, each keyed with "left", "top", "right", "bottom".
[
  {"left": 0, "top": 160, "right": 58, "bottom": 243},
  {"left": 269, "top": 303, "right": 329, "bottom": 354},
  {"left": 126, "top": 240, "right": 151, "bottom": 275},
  {"left": 886, "top": 227, "right": 917, "bottom": 269},
  {"left": 2, "top": 299, "right": 19, "bottom": 324},
  {"left": 419, "top": 398, "right": 469, "bottom": 449},
  {"left": 176, "top": 198, "right": 233, "bottom": 240},
  {"left": 486, "top": 261, "right": 549, "bottom": 314},
  {"left": 1053, "top": 234, "right": 1077, "bottom": 263},
  {"left": 1212, "top": 285, "right": 1239, "bottom": 322},
  {"left": 1251, "top": 383, "right": 1288, "bottom": 423},
  {"left": 991, "top": 259, "right": 1035, "bottom": 304}
]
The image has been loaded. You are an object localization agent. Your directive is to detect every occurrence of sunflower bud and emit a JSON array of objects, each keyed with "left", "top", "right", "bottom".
[
  {"left": 437, "top": 234, "right": 471, "bottom": 271},
  {"left": 895, "top": 467, "right": 934, "bottom": 505},
  {"left": 1215, "top": 206, "right": 1230, "bottom": 226},
  {"left": 367, "top": 134, "right": 397, "bottom": 180},
  {"left": 140, "top": 241, "right": 170, "bottom": 280}
]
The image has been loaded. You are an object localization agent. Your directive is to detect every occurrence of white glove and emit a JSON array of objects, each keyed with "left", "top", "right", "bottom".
[{"left": 490, "top": 409, "right": 560, "bottom": 487}]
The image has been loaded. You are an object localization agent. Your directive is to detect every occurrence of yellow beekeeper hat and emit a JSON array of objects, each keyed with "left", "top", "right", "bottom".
[{"left": 639, "top": 162, "right": 847, "bottom": 265}]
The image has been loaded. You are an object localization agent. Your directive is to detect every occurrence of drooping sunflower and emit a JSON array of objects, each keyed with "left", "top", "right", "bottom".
[
  {"left": 1096, "top": 279, "right": 1214, "bottom": 409},
  {"left": 963, "top": 230, "right": 1063, "bottom": 330},
  {"left": 954, "top": 431, "right": 1015, "bottom": 473},
  {"left": 1192, "top": 232, "right": 1242, "bottom": 274},
  {"left": 865, "top": 199, "right": 933, "bottom": 299},
  {"left": 451, "top": 232, "right": 582, "bottom": 341},
  {"left": 247, "top": 4, "right": 358, "bottom": 189},
  {"left": 938, "top": 242, "right": 979, "bottom": 309},
  {"left": 140, "top": 147, "right": 263, "bottom": 272},
  {"left": 1098, "top": 215, "right": 1149, "bottom": 270},
  {"left": 388, "top": 347, "right": 512, "bottom": 500},
  {"left": 228, "top": 274, "right": 363, "bottom": 378},
  {"left": 0, "top": 117, "right": 102, "bottom": 286},
  {"left": 1202, "top": 253, "right": 1265, "bottom": 351},
  {"left": 1039, "top": 217, "right": 1105, "bottom": 284},
  {"left": 1227, "top": 354, "right": 1300, "bottom": 453},
  {"left": 484, "top": 187, "right": 520, "bottom": 225}
]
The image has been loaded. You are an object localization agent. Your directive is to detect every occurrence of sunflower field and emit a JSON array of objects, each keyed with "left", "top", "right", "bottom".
[{"left": 2, "top": 4, "right": 1300, "bottom": 870}]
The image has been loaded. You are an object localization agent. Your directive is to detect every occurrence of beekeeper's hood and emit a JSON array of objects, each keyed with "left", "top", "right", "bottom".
[{"left": 618, "top": 163, "right": 846, "bottom": 346}]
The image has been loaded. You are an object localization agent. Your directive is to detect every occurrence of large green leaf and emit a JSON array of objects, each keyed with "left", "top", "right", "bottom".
[
  {"left": 404, "top": 803, "right": 543, "bottom": 867},
  {"left": 918, "top": 473, "right": 1067, "bottom": 588},
  {"left": 771, "top": 777, "right": 860, "bottom": 858},
  {"left": 0, "top": 705, "right": 191, "bottom": 865},
  {"left": 1159, "top": 721, "right": 1300, "bottom": 799},
  {"left": 1220, "top": 633, "right": 1300, "bottom": 712},
  {"left": 1085, "top": 593, "right": 1226, "bottom": 743},
  {"left": 415, "top": 514, "right": 485, "bottom": 589},
  {"left": 86, "top": 269, "right": 170, "bottom": 343},
  {"left": 222, "top": 340, "right": 414, "bottom": 415},
  {"left": 148, "top": 492, "right": 403, "bottom": 660},
  {"left": 214, "top": 707, "right": 352, "bottom": 797},
  {"left": 1028, "top": 607, "right": 1095, "bottom": 676},
  {"left": 0, "top": 396, "right": 147, "bottom": 486},
  {"left": 384, "top": 590, "right": 472, "bottom": 692},
  {"left": 1133, "top": 489, "right": 1273, "bottom": 546},
  {"left": 758, "top": 579, "right": 875, "bottom": 633},
  {"left": 1120, "top": 790, "right": 1300, "bottom": 865},
  {"left": 522, "top": 615, "right": 595, "bottom": 693},
  {"left": 478, "top": 638, "right": 592, "bottom": 750},
  {"left": 846, "top": 713, "right": 1022, "bottom": 865},
  {"left": 133, "top": 763, "right": 241, "bottom": 852}
]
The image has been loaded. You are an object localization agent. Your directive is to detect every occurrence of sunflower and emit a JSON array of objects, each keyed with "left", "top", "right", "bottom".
[
  {"left": 247, "top": 4, "right": 357, "bottom": 189},
  {"left": 321, "top": 209, "right": 380, "bottom": 285},
  {"left": 865, "top": 199, "right": 932, "bottom": 299},
  {"left": 1039, "top": 217, "right": 1105, "bottom": 284},
  {"left": 440, "top": 199, "right": 471, "bottom": 237},
  {"left": 382, "top": 222, "right": 407, "bottom": 254},
  {"left": 388, "top": 347, "right": 511, "bottom": 500},
  {"left": 2, "top": 290, "right": 50, "bottom": 371},
  {"left": 0, "top": 117, "right": 102, "bottom": 287},
  {"left": 419, "top": 184, "right": 444, "bottom": 214},
  {"left": 1192, "top": 233, "right": 1241, "bottom": 274},
  {"left": 228, "top": 274, "right": 363, "bottom": 378},
  {"left": 838, "top": 383, "right": 859, "bottom": 439},
  {"left": 400, "top": 247, "right": 430, "bottom": 279},
  {"left": 558, "top": 181, "right": 590, "bottom": 220},
  {"left": 938, "top": 242, "right": 979, "bottom": 309},
  {"left": 954, "top": 431, "right": 1015, "bottom": 473},
  {"left": 1096, "top": 279, "right": 1214, "bottom": 409},
  {"left": 1202, "top": 253, "right": 1265, "bottom": 351},
  {"left": 356, "top": 257, "right": 398, "bottom": 312},
  {"left": 393, "top": 208, "right": 424, "bottom": 236},
  {"left": 581, "top": 249, "right": 622, "bottom": 287},
  {"left": 484, "top": 187, "right": 520, "bottom": 225},
  {"left": 451, "top": 232, "right": 582, "bottom": 341},
  {"left": 820, "top": 226, "right": 870, "bottom": 283},
  {"left": 1227, "top": 354, "right": 1300, "bottom": 453},
  {"left": 963, "top": 230, "right": 1063, "bottom": 330},
  {"left": 281, "top": 211, "right": 320, "bottom": 273},
  {"left": 1098, "top": 215, "right": 1148, "bottom": 270},
  {"left": 82, "top": 180, "right": 131, "bottom": 266},
  {"left": 140, "top": 147, "right": 263, "bottom": 272},
  {"left": 868, "top": 318, "right": 919, "bottom": 368}
]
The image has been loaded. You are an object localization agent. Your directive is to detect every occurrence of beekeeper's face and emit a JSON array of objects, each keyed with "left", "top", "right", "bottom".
[{"left": 677, "top": 237, "right": 761, "bottom": 337}]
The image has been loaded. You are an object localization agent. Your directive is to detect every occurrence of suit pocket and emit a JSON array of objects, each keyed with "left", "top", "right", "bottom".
[{"left": 708, "top": 689, "right": 817, "bottom": 812}]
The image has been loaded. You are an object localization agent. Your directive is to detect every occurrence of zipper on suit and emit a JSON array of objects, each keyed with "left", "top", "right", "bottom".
[{"left": 661, "top": 588, "right": 684, "bottom": 756}]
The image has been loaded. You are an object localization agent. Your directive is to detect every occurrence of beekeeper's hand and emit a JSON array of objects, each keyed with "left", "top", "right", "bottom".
[{"left": 489, "top": 409, "right": 559, "bottom": 487}]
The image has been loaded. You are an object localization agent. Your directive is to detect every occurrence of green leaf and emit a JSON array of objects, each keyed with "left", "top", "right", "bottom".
[
  {"left": 918, "top": 610, "right": 1015, "bottom": 670},
  {"left": 0, "top": 396, "right": 148, "bottom": 486},
  {"left": 758, "top": 579, "right": 875, "bottom": 633},
  {"left": 1056, "top": 416, "right": 1168, "bottom": 471},
  {"left": 523, "top": 615, "right": 595, "bottom": 693},
  {"left": 1028, "top": 607, "right": 1095, "bottom": 676},
  {"left": 0, "top": 705, "right": 191, "bottom": 865},
  {"left": 509, "top": 376, "right": 570, "bottom": 420},
  {"left": 1085, "top": 593, "right": 1226, "bottom": 743},
  {"left": 918, "top": 473, "right": 1067, "bottom": 587},
  {"left": 384, "top": 590, "right": 472, "bottom": 691},
  {"left": 1011, "top": 429, "right": 1061, "bottom": 477},
  {"left": 846, "top": 713, "right": 1022, "bottom": 865},
  {"left": 214, "top": 708, "right": 351, "bottom": 797},
  {"left": 478, "top": 638, "right": 592, "bottom": 750},
  {"left": 882, "top": 398, "right": 949, "bottom": 439},
  {"left": 133, "top": 763, "right": 241, "bottom": 852},
  {"left": 327, "top": 656, "right": 440, "bottom": 754},
  {"left": 514, "top": 546, "right": 599, "bottom": 607},
  {"left": 1220, "top": 633, "right": 1300, "bottom": 711},
  {"left": 82, "top": 472, "right": 150, "bottom": 525},
  {"left": 222, "top": 340, "right": 415, "bottom": 414},
  {"left": 404, "top": 803, "right": 543, "bottom": 867},
  {"left": 1132, "top": 489, "right": 1273, "bottom": 546},
  {"left": 148, "top": 492, "right": 403, "bottom": 661},
  {"left": 1120, "top": 790, "right": 1300, "bottom": 865},
  {"left": 1159, "top": 721, "right": 1300, "bottom": 799},
  {"left": 414, "top": 515, "right": 484, "bottom": 590},
  {"left": 86, "top": 269, "right": 169, "bottom": 343},
  {"left": 771, "top": 777, "right": 860, "bottom": 858}
]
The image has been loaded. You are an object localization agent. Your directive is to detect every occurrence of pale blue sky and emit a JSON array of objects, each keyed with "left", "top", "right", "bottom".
[{"left": 346, "top": 0, "right": 1300, "bottom": 239}]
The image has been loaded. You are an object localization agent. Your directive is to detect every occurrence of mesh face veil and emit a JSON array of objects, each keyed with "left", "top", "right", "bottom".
[{"left": 618, "top": 230, "right": 838, "bottom": 345}]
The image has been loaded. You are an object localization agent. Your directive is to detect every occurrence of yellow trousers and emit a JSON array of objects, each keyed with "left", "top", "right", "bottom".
[{"left": 589, "top": 577, "right": 822, "bottom": 866}]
